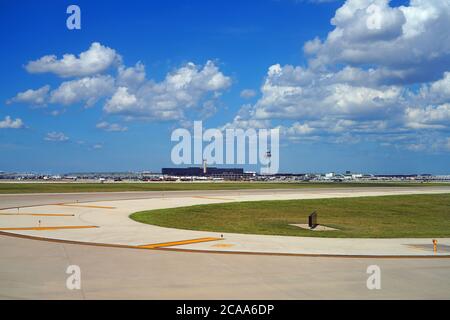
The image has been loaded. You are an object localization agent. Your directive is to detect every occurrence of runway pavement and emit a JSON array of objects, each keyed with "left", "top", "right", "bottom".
[
  {"left": 1, "top": 186, "right": 450, "bottom": 299},
  {"left": 1, "top": 186, "right": 450, "bottom": 256},
  {"left": 0, "top": 188, "right": 332, "bottom": 209},
  {"left": 2, "top": 186, "right": 449, "bottom": 209},
  {"left": 1, "top": 233, "right": 450, "bottom": 299}
]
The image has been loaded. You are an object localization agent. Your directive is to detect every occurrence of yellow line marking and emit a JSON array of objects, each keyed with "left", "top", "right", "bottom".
[
  {"left": 405, "top": 244, "right": 430, "bottom": 252},
  {"left": 55, "top": 204, "right": 116, "bottom": 209},
  {"left": 138, "top": 237, "right": 222, "bottom": 249},
  {"left": 192, "top": 196, "right": 234, "bottom": 201},
  {"left": 0, "top": 213, "right": 75, "bottom": 217},
  {"left": 0, "top": 226, "right": 98, "bottom": 231},
  {"left": 212, "top": 243, "right": 235, "bottom": 248}
]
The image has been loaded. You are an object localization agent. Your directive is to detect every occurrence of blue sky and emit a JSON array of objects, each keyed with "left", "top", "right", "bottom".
[{"left": 1, "top": 0, "right": 449, "bottom": 174}]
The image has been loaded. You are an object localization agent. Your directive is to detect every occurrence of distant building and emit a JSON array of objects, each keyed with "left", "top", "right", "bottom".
[{"left": 162, "top": 167, "right": 249, "bottom": 180}]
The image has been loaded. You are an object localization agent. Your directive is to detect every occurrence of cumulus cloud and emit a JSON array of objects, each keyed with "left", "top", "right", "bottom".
[
  {"left": 117, "top": 62, "right": 146, "bottom": 88},
  {"left": 96, "top": 121, "right": 128, "bottom": 132},
  {"left": 25, "top": 42, "right": 121, "bottom": 78},
  {"left": 10, "top": 42, "right": 232, "bottom": 123},
  {"left": 0, "top": 116, "right": 24, "bottom": 129},
  {"left": 7, "top": 85, "right": 50, "bottom": 105},
  {"left": 104, "top": 60, "right": 232, "bottom": 120},
  {"left": 405, "top": 103, "right": 450, "bottom": 129},
  {"left": 400, "top": 134, "right": 450, "bottom": 153},
  {"left": 284, "top": 122, "right": 315, "bottom": 135},
  {"left": 240, "top": 89, "right": 257, "bottom": 99},
  {"left": 304, "top": 0, "right": 450, "bottom": 85},
  {"left": 229, "top": 62, "right": 450, "bottom": 149},
  {"left": 249, "top": 63, "right": 403, "bottom": 121},
  {"left": 227, "top": 0, "right": 450, "bottom": 152},
  {"left": 222, "top": 104, "right": 272, "bottom": 130},
  {"left": 49, "top": 75, "right": 115, "bottom": 107},
  {"left": 419, "top": 72, "right": 450, "bottom": 104},
  {"left": 104, "top": 87, "right": 138, "bottom": 113},
  {"left": 44, "top": 131, "right": 69, "bottom": 142}
]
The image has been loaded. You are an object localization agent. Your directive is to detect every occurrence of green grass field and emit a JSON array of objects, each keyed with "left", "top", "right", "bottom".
[
  {"left": 0, "top": 181, "right": 448, "bottom": 194},
  {"left": 130, "top": 194, "right": 450, "bottom": 238}
]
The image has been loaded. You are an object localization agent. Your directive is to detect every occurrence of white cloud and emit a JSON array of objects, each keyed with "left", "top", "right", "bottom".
[
  {"left": 164, "top": 60, "right": 231, "bottom": 91},
  {"left": 305, "top": 0, "right": 450, "bottom": 85},
  {"left": 401, "top": 135, "right": 450, "bottom": 153},
  {"left": 104, "top": 87, "right": 138, "bottom": 113},
  {"left": 50, "top": 75, "right": 115, "bottom": 107},
  {"left": 240, "top": 89, "right": 257, "bottom": 99},
  {"left": 96, "top": 121, "right": 128, "bottom": 132},
  {"left": 229, "top": 62, "right": 426, "bottom": 148},
  {"left": 7, "top": 85, "right": 50, "bottom": 105},
  {"left": 222, "top": 103, "right": 272, "bottom": 130},
  {"left": 0, "top": 116, "right": 24, "bottom": 129},
  {"left": 44, "top": 132, "right": 69, "bottom": 142},
  {"left": 420, "top": 72, "right": 450, "bottom": 104},
  {"left": 226, "top": 0, "right": 450, "bottom": 153},
  {"left": 11, "top": 42, "right": 232, "bottom": 123},
  {"left": 247, "top": 63, "right": 403, "bottom": 122},
  {"left": 25, "top": 42, "right": 121, "bottom": 78},
  {"left": 405, "top": 103, "right": 450, "bottom": 129},
  {"left": 284, "top": 122, "right": 315, "bottom": 135},
  {"left": 117, "top": 62, "right": 146, "bottom": 88},
  {"left": 405, "top": 143, "right": 427, "bottom": 152},
  {"left": 104, "top": 60, "right": 231, "bottom": 121}
]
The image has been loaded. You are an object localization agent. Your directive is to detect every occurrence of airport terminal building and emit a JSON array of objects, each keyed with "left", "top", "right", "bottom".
[{"left": 162, "top": 167, "right": 251, "bottom": 180}]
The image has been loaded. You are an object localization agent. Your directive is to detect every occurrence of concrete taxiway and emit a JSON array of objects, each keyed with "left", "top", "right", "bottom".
[
  {"left": 1, "top": 186, "right": 450, "bottom": 299},
  {"left": 1, "top": 186, "right": 450, "bottom": 257},
  {"left": 1, "top": 233, "right": 450, "bottom": 299}
]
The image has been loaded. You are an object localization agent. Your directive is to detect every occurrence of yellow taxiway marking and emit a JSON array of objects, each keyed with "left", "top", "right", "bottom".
[
  {"left": 0, "top": 225, "right": 98, "bottom": 231},
  {"left": 139, "top": 237, "right": 222, "bottom": 249},
  {"left": 211, "top": 243, "right": 235, "bottom": 248},
  {"left": 0, "top": 213, "right": 75, "bottom": 217},
  {"left": 192, "top": 196, "right": 234, "bottom": 201},
  {"left": 405, "top": 244, "right": 430, "bottom": 252},
  {"left": 55, "top": 204, "right": 116, "bottom": 209}
]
